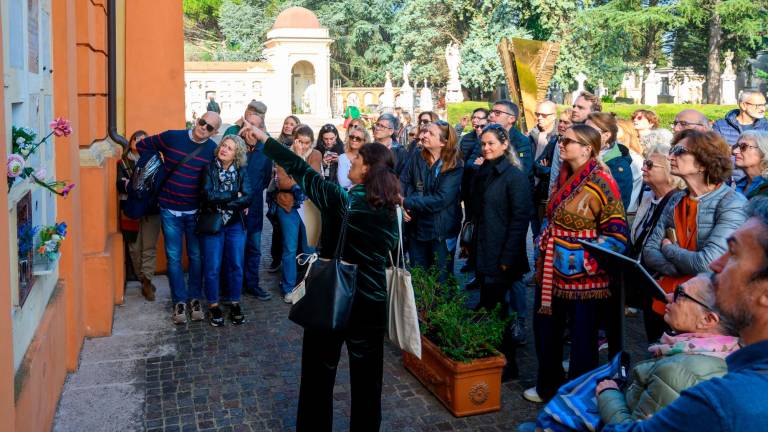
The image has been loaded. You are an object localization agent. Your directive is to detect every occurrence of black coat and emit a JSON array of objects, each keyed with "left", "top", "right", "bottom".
[
  {"left": 200, "top": 161, "right": 253, "bottom": 227},
  {"left": 402, "top": 155, "right": 464, "bottom": 242},
  {"left": 470, "top": 156, "right": 531, "bottom": 279}
]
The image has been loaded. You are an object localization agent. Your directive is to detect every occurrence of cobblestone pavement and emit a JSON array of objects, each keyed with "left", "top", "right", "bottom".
[{"left": 55, "top": 217, "right": 651, "bottom": 432}]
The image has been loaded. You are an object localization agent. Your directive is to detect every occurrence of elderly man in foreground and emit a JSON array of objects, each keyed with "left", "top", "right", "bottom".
[{"left": 601, "top": 197, "right": 768, "bottom": 431}]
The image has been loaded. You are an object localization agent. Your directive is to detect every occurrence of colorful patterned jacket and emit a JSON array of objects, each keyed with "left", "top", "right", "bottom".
[{"left": 536, "top": 158, "right": 628, "bottom": 314}]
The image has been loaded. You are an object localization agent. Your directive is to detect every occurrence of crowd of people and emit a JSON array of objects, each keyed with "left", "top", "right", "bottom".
[{"left": 116, "top": 87, "right": 768, "bottom": 430}]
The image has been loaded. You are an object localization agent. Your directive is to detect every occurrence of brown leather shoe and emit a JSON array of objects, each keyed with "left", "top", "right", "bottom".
[{"left": 141, "top": 278, "right": 156, "bottom": 301}]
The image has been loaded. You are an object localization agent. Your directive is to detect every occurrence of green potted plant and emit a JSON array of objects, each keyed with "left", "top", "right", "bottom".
[{"left": 403, "top": 266, "right": 511, "bottom": 417}]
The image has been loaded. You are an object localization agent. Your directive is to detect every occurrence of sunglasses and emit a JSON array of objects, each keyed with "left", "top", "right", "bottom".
[
  {"left": 349, "top": 135, "right": 364, "bottom": 142},
  {"left": 733, "top": 142, "right": 759, "bottom": 153},
  {"left": 535, "top": 112, "right": 554, "bottom": 118},
  {"left": 669, "top": 144, "right": 690, "bottom": 156},
  {"left": 671, "top": 120, "right": 704, "bottom": 129},
  {"left": 197, "top": 118, "right": 215, "bottom": 133},
  {"left": 560, "top": 137, "right": 583, "bottom": 147},
  {"left": 643, "top": 159, "right": 663, "bottom": 170},
  {"left": 419, "top": 119, "right": 431, "bottom": 125},
  {"left": 674, "top": 285, "right": 714, "bottom": 311}
]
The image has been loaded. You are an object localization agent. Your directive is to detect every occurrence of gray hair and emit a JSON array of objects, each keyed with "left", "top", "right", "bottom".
[
  {"left": 739, "top": 130, "right": 768, "bottom": 177},
  {"left": 379, "top": 113, "right": 400, "bottom": 139},
  {"left": 645, "top": 144, "right": 685, "bottom": 189},
  {"left": 693, "top": 273, "right": 737, "bottom": 336},
  {"left": 738, "top": 89, "right": 765, "bottom": 104},
  {"left": 641, "top": 129, "right": 673, "bottom": 156},
  {"left": 217, "top": 134, "right": 248, "bottom": 168}
]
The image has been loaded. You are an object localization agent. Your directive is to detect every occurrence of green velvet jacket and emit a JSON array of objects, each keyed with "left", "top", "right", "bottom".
[{"left": 263, "top": 137, "right": 398, "bottom": 329}]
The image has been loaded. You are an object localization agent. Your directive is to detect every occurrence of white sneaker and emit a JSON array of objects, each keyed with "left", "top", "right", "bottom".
[
  {"left": 523, "top": 387, "right": 544, "bottom": 403},
  {"left": 283, "top": 294, "right": 293, "bottom": 304},
  {"left": 562, "top": 360, "right": 570, "bottom": 373}
]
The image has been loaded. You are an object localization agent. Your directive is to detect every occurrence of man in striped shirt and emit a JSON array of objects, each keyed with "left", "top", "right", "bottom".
[{"left": 137, "top": 111, "right": 220, "bottom": 324}]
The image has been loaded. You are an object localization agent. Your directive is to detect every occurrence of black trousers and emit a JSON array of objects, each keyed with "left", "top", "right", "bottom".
[
  {"left": 296, "top": 328, "right": 385, "bottom": 432},
  {"left": 270, "top": 217, "right": 282, "bottom": 265},
  {"left": 476, "top": 277, "right": 518, "bottom": 375},
  {"left": 533, "top": 284, "right": 604, "bottom": 401}
]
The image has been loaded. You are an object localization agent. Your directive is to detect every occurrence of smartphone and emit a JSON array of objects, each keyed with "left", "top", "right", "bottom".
[{"left": 665, "top": 228, "right": 678, "bottom": 244}]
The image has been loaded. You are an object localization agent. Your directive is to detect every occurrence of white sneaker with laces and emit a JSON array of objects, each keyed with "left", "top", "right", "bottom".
[{"left": 523, "top": 386, "right": 544, "bottom": 403}]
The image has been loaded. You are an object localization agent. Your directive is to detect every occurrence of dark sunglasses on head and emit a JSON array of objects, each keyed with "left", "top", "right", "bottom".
[
  {"left": 674, "top": 285, "right": 714, "bottom": 311},
  {"left": 434, "top": 120, "right": 449, "bottom": 127},
  {"left": 669, "top": 144, "right": 690, "bottom": 156},
  {"left": 197, "top": 118, "right": 215, "bottom": 133},
  {"left": 643, "top": 159, "right": 663, "bottom": 170}
]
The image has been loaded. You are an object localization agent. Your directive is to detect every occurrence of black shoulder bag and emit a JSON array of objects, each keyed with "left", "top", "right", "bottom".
[{"left": 289, "top": 199, "right": 358, "bottom": 331}]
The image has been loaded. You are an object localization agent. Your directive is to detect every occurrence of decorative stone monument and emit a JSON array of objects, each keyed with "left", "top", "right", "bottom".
[
  {"left": 643, "top": 63, "right": 660, "bottom": 106},
  {"left": 571, "top": 72, "right": 587, "bottom": 103},
  {"left": 720, "top": 51, "right": 737, "bottom": 105},
  {"left": 381, "top": 71, "right": 395, "bottom": 112},
  {"left": 445, "top": 43, "right": 464, "bottom": 103},
  {"left": 399, "top": 62, "right": 414, "bottom": 115},
  {"left": 419, "top": 79, "right": 433, "bottom": 112},
  {"left": 596, "top": 80, "right": 607, "bottom": 98}
]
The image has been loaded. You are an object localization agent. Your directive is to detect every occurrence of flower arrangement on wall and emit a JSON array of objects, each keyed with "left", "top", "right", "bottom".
[
  {"left": 7, "top": 117, "right": 75, "bottom": 195},
  {"left": 37, "top": 222, "right": 67, "bottom": 262}
]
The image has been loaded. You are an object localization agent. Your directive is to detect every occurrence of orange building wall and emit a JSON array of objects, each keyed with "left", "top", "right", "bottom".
[
  {"left": 6, "top": 1, "right": 186, "bottom": 431},
  {"left": 0, "top": 14, "right": 17, "bottom": 432}
]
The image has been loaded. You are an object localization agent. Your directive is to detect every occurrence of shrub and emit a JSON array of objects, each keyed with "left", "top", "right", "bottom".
[{"left": 410, "top": 266, "right": 510, "bottom": 362}]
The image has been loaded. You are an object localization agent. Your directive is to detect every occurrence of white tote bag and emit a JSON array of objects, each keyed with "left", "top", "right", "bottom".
[{"left": 386, "top": 206, "right": 422, "bottom": 358}]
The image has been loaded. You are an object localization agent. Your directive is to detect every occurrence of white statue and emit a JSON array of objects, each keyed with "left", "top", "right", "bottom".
[
  {"left": 402, "top": 62, "right": 412, "bottom": 88},
  {"left": 445, "top": 43, "right": 464, "bottom": 103},
  {"left": 381, "top": 71, "right": 395, "bottom": 110},
  {"left": 723, "top": 51, "right": 735, "bottom": 76},
  {"left": 419, "top": 79, "right": 433, "bottom": 112}
]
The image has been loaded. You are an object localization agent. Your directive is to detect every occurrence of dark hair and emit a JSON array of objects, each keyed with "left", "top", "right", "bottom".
[
  {"left": 493, "top": 99, "right": 519, "bottom": 117},
  {"left": 278, "top": 115, "right": 301, "bottom": 143},
  {"left": 125, "top": 129, "right": 148, "bottom": 157},
  {"left": 570, "top": 124, "right": 603, "bottom": 158},
  {"left": 292, "top": 124, "right": 314, "bottom": 143},
  {"left": 672, "top": 129, "right": 732, "bottom": 184},
  {"left": 587, "top": 112, "right": 618, "bottom": 144},
  {"left": 358, "top": 143, "right": 401, "bottom": 211},
  {"left": 418, "top": 111, "right": 439, "bottom": 123},
  {"left": 631, "top": 109, "right": 660, "bottom": 129},
  {"left": 480, "top": 124, "right": 521, "bottom": 167},
  {"left": 576, "top": 91, "right": 602, "bottom": 113},
  {"left": 316, "top": 123, "right": 344, "bottom": 154},
  {"left": 472, "top": 107, "right": 489, "bottom": 118}
]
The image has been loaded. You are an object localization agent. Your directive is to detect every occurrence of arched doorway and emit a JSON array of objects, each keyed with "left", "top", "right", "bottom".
[{"left": 291, "top": 61, "right": 315, "bottom": 114}]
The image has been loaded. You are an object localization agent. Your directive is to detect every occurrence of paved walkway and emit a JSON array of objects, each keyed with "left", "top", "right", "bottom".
[{"left": 54, "top": 224, "right": 650, "bottom": 431}]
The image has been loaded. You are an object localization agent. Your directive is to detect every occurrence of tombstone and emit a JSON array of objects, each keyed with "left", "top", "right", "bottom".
[
  {"left": 445, "top": 43, "right": 464, "bottom": 103},
  {"left": 643, "top": 63, "right": 660, "bottom": 106},
  {"left": 381, "top": 71, "right": 395, "bottom": 112},
  {"left": 399, "top": 62, "right": 414, "bottom": 115},
  {"left": 419, "top": 79, "right": 433, "bottom": 112},
  {"left": 571, "top": 72, "right": 587, "bottom": 103},
  {"left": 596, "top": 80, "right": 607, "bottom": 98},
  {"left": 720, "top": 51, "right": 737, "bottom": 105}
]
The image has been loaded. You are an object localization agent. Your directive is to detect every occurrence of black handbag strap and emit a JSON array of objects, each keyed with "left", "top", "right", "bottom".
[
  {"left": 156, "top": 143, "right": 208, "bottom": 196},
  {"left": 630, "top": 189, "right": 676, "bottom": 257},
  {"left": 334, "top": 198, "right": 353, "bottom": 259}
]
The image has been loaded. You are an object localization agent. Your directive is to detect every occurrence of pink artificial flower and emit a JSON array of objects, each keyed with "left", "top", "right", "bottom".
[
  {"left": 50, "top": 117, "right": 73, "bottom": 137},
  {"left": 61, "top": 183, "right": 76, "bottom": 197},
  {"left": 34, "top": 168, "right": 47, "bottom": 180},
  {"left": 7, "top": 154, "right": 25, "bottom": 178}
]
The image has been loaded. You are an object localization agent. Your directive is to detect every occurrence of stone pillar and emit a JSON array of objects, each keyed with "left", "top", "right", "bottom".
[
  {"left": 720, "top": 50, "right": 737, "bottom": 105},
  {"left": 643, "top": 63, "right": 659, "bottom": 106}
]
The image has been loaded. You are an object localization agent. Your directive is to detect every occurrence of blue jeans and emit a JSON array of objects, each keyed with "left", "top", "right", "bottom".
[
  {"left": 277, "top": 207, "right": 310, "bottom": 295},
  {"left": 409, "top": 239, "right": 453, "bottom": 280},
  {"left": 160, "top": 209, "right": 202, "bottom": 304},
  {"left": 509, "top": 280, "right": 528, "bottom": 320},
  {"left": 201, "top": 222, "right": 246, "bottom": 304},
  {"left": 244, "top": 224, "right": 267, "bottom": 296}
]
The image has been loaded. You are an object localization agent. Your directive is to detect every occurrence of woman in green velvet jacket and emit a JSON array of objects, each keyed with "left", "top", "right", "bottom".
[
  {"left": 595, "top": 274, "right": 740, "bottom": 425},
  {"left": 251, "top": 126, "right": 399, "bottom": 432}
]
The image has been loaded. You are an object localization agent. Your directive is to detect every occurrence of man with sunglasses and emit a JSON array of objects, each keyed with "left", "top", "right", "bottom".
[
  {"left": 602, "top": 197, "right": 768, "bottom": 431},
  {"left": 137, "top": 111, "right": 221, "bottom": 324},
  {"left": 713, "top": 89, "right": 768, "bottom": 145},
  {"left": 528, "top": 100, "right": 559, "bottom": 238}
]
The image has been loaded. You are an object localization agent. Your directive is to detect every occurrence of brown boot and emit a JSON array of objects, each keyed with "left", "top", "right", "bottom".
[{"left": 141, "top": 277, "right": 156, "bottom": 301}]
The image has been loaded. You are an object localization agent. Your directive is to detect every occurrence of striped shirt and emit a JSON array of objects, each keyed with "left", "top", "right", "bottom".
[{"left": 136, "top": 129, "right": 216, "bottom": 211}]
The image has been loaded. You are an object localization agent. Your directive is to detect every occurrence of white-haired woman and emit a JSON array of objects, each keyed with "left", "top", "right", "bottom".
[
  {"left": 337, "top": 124, "right": 371, "bottom": 189},
  {"left": 200, "top": 135, "right": 253, "bottom": 326},
  {"left": 732, "top": 130, "right": 768, "bottom": 199}
]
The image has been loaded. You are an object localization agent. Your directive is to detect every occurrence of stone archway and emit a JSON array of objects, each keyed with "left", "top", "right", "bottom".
[{"left": 291, "top": 61, "right": 316, "bottom": 114}]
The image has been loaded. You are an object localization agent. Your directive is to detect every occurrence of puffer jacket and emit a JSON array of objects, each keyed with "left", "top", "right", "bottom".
[
  {"left": 402, "top": 154, "right": 464, "bottom": 242},
  {"left": 603, "top": 143, "right": 635, "bottom": 211},
  {"left": 713, "top": 108, "right": 768, "bottom": 146},
  {"left": 598, "top": 353, "right": 727, "bottom": 424},
  {"left": 200, "top": 160, "right": 253, "bottom": 228},
  {"left": 643, "top": 184, "right": 747, "bottom": 276}
]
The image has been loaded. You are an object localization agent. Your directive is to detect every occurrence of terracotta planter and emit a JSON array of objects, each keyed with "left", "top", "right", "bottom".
[{"left": 403, "top": 335, "right": 506, "bottom": 417}]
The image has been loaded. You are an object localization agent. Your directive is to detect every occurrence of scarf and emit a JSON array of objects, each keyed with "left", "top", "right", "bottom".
[
  {"left": 649, "top": 332, "right": 740, "bottom": 360},
  {"left": 216, "top": 159, "right": 238, "bottom": 225}
]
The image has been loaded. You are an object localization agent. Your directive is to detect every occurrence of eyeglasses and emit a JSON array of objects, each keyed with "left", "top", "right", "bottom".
[
  {"left": 671, "top": 120, "right": 705, "bottom": 129},
  {"left": 490, "top": 109, "right": 514, "bottom": 117},
  {"left": 674, "top": 285, "right": 715, "bottom": 311},
  {"left": 373, "top": 123, "right": 392, "bottom": 130},
  {"left": 560, "top": 137, "right": 583, "bottom": 147},
  {"left": 733, "top": 142, "right": 759, "bottom": 153},
  {"left": 197, "top": 118, "right": 215, "bottom": 133},
  {"left": 349, "top": 135, "right": 364, "bottom": 142},
  {"left": 743, "top": 101, "right": 767, "bottom": 109},
  {"left": 419, "top": 119, "right": 431, "bottom": 125},
  {"left": 535, "top": 112, "right": 555, "bottom": 118},
  {"left": 669, "top": 144, "right": 690, "bottom": 156},
  {"left": 643, "top": 159, "right": 663, "bottom": 170}
]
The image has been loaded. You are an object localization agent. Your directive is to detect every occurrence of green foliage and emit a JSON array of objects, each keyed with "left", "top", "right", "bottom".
[
  {"left": 447, "top": 101, "right": 491, "bottom": 127},
  {"left": 600, "top": 103, "right": 737, "bottom": 127},
  {"left": 183, "top": 0, "right": 224, "bottom": 28},
  {"left": 410, "top": 266, "right": 510, "bottom": 362}
]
